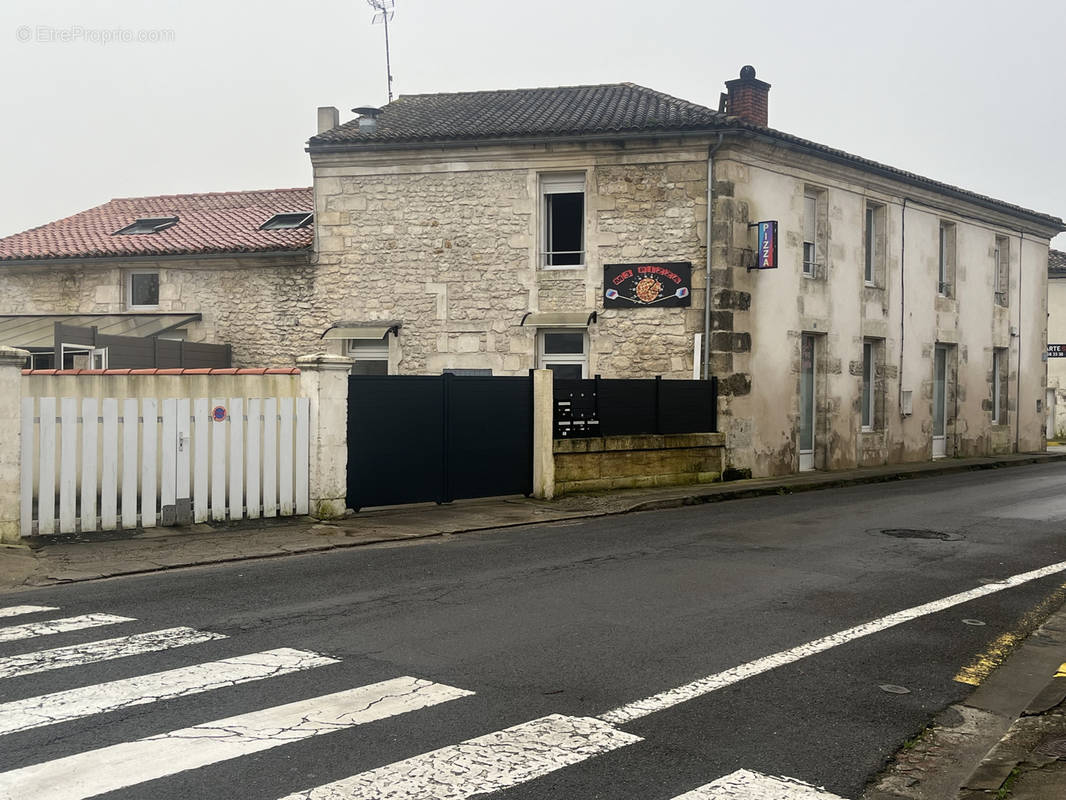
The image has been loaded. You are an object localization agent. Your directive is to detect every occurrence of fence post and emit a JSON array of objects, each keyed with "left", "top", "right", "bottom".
[
  {"left": 0, "top": 347, "right": 29, "bottom": 543},
  {"left": 296, "top": 354, "right": 352, "bottom": 519},
  {"left": 532, "top": 369, "right": 555, "bottom": 500}
]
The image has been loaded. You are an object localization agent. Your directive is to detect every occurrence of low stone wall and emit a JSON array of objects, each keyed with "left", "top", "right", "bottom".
[{"left": 553, "top": 432, "right": 725, "bottom": 496}]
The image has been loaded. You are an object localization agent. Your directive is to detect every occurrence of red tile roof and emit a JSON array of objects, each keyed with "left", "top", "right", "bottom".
[
  {"left": 0, "top": 188, "right": 313, "bottom": 262},
  {"left": 22, "top": 367, "right": 301, "bottom": 376}
]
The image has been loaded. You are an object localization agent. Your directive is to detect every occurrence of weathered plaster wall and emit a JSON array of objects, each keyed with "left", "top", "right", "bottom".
[
  {"left": 0, "top": 254, "right": 316, "bottom": 367},
  {"left": 1048, "top": 276, "right": 1066, "bottom": 437}
]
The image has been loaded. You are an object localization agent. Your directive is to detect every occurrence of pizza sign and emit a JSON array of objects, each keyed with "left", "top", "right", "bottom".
[{"left": 603, "top": 262, "right": 692, "bottom": 308}]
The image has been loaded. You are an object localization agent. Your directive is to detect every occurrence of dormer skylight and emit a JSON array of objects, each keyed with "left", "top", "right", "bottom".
[
  {"left": 260, "top": 212, "right": 313, "bottom": 230},
  {"left": 113, "top": 217, "right": 179, "bottom": 235}
]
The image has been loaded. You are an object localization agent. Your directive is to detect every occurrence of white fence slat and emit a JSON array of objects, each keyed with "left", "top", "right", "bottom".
[
  {"left": 141, "top": 398, "right": 158, "bottom": 529},
  {"left": 20, "top": 397, "right": 34, "bottom": 537},
  {"left": 279, "top": 398, "right": 294, "bottom": 516},
  {"left": 228, "top": 398, "right": 244, "bottom": 521},
  {"left": 246, "top": 399, "right": 261, "bottom": 520},
  {"left": 211, "top": 398, "right": 227, "bottom": 522},
  {"left": 262, "top": 398, "right": 277, "bottom": 518},
  {"left": 37, "top": 398, "right": 56, "bottom": 536},
  {"left": 193, "top": 399, "right": 208, "bottom": 524},
  {"left": 295, "top": 397, "right": 309, "bottom": 515},
  {"left": 161, "top": 399, "right": 177, "bottom": 521},
  {"left": 59, "top": 399, "right": 77, "bottom": 534},
  {"left": 177, "top": 398, "right": 191, "bottom": 504},
  {"left": 81, "top": 399, "right": 98, "bottom": 533},
  {"left": 100, "top": 399, "right": 118, "bottom": 531},
  {"left": 121, "top": 399, "right": 139, "bottom": 529}
]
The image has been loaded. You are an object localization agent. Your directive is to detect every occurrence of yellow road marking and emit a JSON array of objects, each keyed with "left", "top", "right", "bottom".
[{"left": 1055, "top": 663, "right": 1066, "bottom": 679}]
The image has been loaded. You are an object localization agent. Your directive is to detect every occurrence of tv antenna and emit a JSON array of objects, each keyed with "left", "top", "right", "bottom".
[{"left": 368, "top": 0, "right": 396, "bottom": 103}]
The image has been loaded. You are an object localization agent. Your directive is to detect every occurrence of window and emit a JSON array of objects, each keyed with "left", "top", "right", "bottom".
[
  {"left": 60, "top": 345, "right": 107, "bottom": 370},
  {"left": 537, "top": 330, "right": 587, "bottom": 378},
  {"left": 346, "top": 338, "right": 389, "bottom": 375},
  {"left": 261, "top": 212, "right": 313, "bottom": 230},
  {"left": 864, "top": 202, "right": 884, "bottom": 286},
  {"left": 802, "top": 192, "right": 817, "bottom": 275},
  {"left": 862, "top": 340, "right": 877, "bottom": 430},
  {"left": 540, "top": 173, "right": 585, "bottom": 268},
  {"left": 938, "top": 221, "right": 956, "bottom": 296},
  {"left": 994, "top": 236, "right": 1009, "bottom": 306},
  {"left": 126, "top": 270, "right": 159, "bottom": 309},
  {"left": 113, "top": 217, "right": 178, "bottom": 235},
  {"left": 992, "top": 348, "right": 1008, "bottom": 424}
]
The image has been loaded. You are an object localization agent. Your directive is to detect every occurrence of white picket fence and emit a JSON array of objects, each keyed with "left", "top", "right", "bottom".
[{"left": 20, "top": 396, "right": 310, "bottom": 536}]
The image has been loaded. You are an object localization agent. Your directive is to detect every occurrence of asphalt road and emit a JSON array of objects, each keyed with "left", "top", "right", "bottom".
[{"left": 3, "top": 462, "right": 1066, "bottom": 799}]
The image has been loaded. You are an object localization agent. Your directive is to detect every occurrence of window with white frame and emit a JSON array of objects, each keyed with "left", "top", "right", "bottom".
[
  {"left": 537, "top": 330, "right": 587, "bottom": 379},
  {"left": 992, "top": 348, "right": 1008, "bottom": 424},
  {"left": 346, "top": 338, "right": 389, "bottom": 375},
  {"left": 126, "top": 270, "right": 160, "bottom": 309},
  {"left": 864, "top": 202, "right": 885, "bottom": 286},
  {"left": 802, "top": 192, "right": 817, "bottom": 276},
  {"left": 994, "top": 235, "right": 1009, "bottom": 306},
  {"left": 938, "top": 221, "right": 956, "bottom": 297},
  {"left": 540, "top": 173, "right": 585, "bottom": 268},
  {"left": 862, "top": 339, "right": 877, "bottom": 430}
]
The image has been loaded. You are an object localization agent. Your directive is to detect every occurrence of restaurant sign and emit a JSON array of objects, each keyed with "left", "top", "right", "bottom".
[
  {"left": 1049, "top": 344, "right": 1066, "bottom": 358},
  {"left": 748, "top": 220, "right": 778, "bottom": 270},
  {"left": 603, "top": 262, "right": 691, "bottom": 308}
]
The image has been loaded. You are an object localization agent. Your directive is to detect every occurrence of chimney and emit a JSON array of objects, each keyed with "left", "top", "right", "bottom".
[
  {"left": 721, "top": 65, "right": 771, "bottom": 127},
  {"left": 352, "top": 106, "right": 382, "bottom": 133},
  {"left": 317, "top": 106, "right": 339, "bottom": 134}
]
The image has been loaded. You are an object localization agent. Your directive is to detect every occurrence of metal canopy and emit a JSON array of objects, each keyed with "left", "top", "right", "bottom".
[
  {"left": 520, "top": 311, "right": 597, "bottom": 328},
  {"left": 321, "top": 320, "right": 402, "bottom": 340},
  {"left": 0, "top": 313, "right": 201, "bottom": 350}
]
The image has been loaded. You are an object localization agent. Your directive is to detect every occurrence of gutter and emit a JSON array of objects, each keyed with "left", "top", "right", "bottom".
[
  {"left": 0, "top": 249, "right": 313, "bottom": 269},
  {"left": 703, "top": 132, "right": 726, "bottom": 380}
]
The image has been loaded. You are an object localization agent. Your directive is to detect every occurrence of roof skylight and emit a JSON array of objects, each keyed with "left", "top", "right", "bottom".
[
  {"left": 113, "top": 217, "right": 179, "bottom": 235},
  {"left": 260, "top": 212, "right": 313, "bottom": 230}
]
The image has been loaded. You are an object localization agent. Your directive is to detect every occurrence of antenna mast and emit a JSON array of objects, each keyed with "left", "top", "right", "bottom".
[{"left": 368, "top": 0, "right": 396, "bottom": 103}]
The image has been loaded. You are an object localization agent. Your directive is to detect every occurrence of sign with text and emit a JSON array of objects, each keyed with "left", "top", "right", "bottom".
[
  {"left": 1049, "top": 344, "right": 1066, "bottom": 358},
  {"left": 750, "top": 220, "right": 778, "bottom": 270},
  {"left": 603, "top": 262, "right": 691, "bottom": 308}
]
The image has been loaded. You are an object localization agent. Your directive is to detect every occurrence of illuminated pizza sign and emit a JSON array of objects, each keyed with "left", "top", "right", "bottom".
[
  {"left": 748, "top": 220, "right": 778, "bottom": 270},
  {"left": 603, "top": 262, "right": 691, "bottom": 308}
]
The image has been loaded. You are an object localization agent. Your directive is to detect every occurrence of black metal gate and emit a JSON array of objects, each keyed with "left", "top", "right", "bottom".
[{"left": 347, "top": 373, "right": 533, "bottom": 510}]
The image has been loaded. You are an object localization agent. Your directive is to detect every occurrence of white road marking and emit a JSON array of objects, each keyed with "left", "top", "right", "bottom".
[
  {"left": 0, "top": 613, "right": 134, "bottom": 644},
  {"left": 0, "top": 647, "right": 338, "bottom": 736},
  {"left": 0, "top": 627, "right": 226, "bottom": 680},
  {"left": 0, "top": 606, "right": 59, "bottom": 619},
  {"left": 277, "top": 713, "right": 642, "bottom": 800},
  {"left": 673, "top": 769, "right": 848, "bottom": 799},
  {"left": 0, "top": 677, "right": 474, "bottom": 800},
  {"left": 601, "top": 558, "right": 1066, "bottom": 725}
]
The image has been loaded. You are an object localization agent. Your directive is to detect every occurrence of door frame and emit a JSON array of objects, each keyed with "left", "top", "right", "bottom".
[
  {"left": 799, "top": 333, "right": 817, "bottom": 471},
  {"left": 932, "top": 344, "right": 949, "bottom": 458}
]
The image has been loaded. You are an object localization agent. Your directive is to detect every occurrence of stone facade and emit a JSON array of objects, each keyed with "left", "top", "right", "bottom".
[{"left": 0, "top": 253, "right": 316, "bottom": 367}]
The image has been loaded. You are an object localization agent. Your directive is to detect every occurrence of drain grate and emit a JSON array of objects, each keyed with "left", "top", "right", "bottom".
[
  {"left": 1032, "top": 736, "right": 1066, "bottom": 760},
  {"left": 881, "top": 528, "right": 956, "bottom": 541}
]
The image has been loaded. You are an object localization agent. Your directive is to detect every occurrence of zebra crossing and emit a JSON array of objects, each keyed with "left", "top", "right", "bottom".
[{"left": 0, "top": 603, "right": 844, "bottom": 800}]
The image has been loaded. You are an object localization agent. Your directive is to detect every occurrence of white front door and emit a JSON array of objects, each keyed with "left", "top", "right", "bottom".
[
  {"left": 932, "top": 345, "right": 947, "bottom": 458},
  {"left": 1047, "top": 389, "right": 1056, "bottom": 441},
  {"left": 799, "top": 334, "right": 816, "bottom": 471}
]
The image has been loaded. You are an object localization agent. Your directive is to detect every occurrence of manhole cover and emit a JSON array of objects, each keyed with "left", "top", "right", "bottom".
[
  {"left": 1032, "top": 736, "right": 1066, "bottom": 760},
  {"left": 881, "top": 528, "right": 956, "bottom": 541}
]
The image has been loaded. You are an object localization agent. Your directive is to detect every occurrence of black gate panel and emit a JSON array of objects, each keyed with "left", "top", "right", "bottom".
[
  {"left": 347, "top": 374, "right": 533, "bottom": 510},
  {"left": 347, "top": 376, "right": 444, "bottom": 510},
  {"left": 446, "top": 376, "right": 532, "bottom": 501}
]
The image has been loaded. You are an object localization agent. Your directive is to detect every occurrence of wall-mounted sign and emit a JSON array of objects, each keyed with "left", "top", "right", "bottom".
[
  {"left": 212, "top": 405, "right": 228, "bottom": 421},
  {"left": 1049, "top": 344, "right": 1066, "bottom": 358},
  {"left": 748, "top": 220, "right": 778, "bottom": 270},
  {"left": 603, "top": 262, "right": 691, "bottom": 308}
]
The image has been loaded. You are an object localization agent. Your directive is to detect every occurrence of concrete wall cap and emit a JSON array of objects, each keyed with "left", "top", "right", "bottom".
[
  {"left": 0, "top": 346, "right": 30, "bottom": 365},
  {"left": 296, "top": 353, "right": 354, "bottom": 370}
]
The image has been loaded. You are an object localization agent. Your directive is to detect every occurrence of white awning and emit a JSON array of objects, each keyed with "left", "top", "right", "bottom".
[
  {"left": 321, "top": 320, "right": 402, "bottom": 340},
  {"left": 520, "top": 311, "right": 597, "bottom": 328}
]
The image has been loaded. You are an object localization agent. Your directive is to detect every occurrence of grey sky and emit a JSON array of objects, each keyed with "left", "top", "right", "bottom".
[{"left": 2, "top": 0, "right": 1064, "bottom": 248}]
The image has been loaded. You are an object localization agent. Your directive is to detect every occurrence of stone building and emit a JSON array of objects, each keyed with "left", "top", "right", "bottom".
[
  {"left": 1047, "top": 249, "right": 1066, "bottom": 438},
  {"left": 0, "top": 188, "right": 316, "bottom": 367},
  {"left": 308, "top": 67, "right": 1063, "bottom": 475}
]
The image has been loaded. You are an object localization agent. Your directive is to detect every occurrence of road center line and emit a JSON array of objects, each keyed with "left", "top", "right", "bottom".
[
  {"left": 0, "top": 627, "right": 227, "bottom": 680},
  {"left": 0, "top": 613, "right": 134, "bottom": 644},
  {"left": 600, "top": 558, "right": 1066, "bottom": 725},
  {"left": 0, "top": 647, "right": 339, "bottom": 736}
]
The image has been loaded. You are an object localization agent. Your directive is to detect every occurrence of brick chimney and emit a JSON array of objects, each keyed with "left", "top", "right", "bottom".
[{"left": 719, "top": 65, "right": 771, "bottom": 127}]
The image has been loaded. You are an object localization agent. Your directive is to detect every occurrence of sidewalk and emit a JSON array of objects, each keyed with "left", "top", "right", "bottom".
[{"left": 1, "top": 450, "right": 1063, "bottom": 594}]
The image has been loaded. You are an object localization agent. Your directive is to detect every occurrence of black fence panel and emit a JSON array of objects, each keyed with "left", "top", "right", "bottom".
[
  {"left": 445, "top": 375, "right": 532, "bottom": 501},
  {"left": 554, "top": 376, "right": 717, "bottom": 438},
  {"left": 347, "top": 376, "right": 445, "bottom": 509}
]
